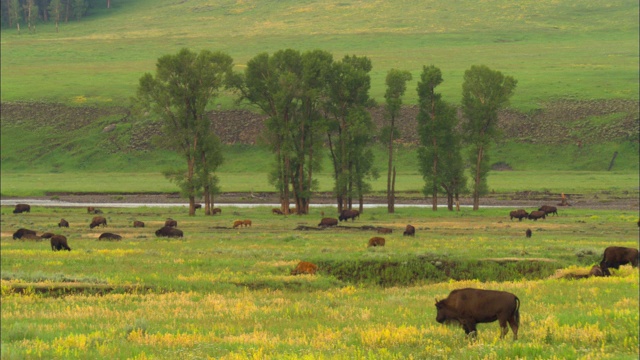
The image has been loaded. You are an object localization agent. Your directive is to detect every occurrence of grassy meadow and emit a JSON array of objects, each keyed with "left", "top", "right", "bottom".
[{"left": 1, "top": 205, "right": 639, "bottom": 358}]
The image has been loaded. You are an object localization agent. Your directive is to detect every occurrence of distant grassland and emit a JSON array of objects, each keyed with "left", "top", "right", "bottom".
[{"left": 1, "top": 0, "right": 638, "bottom": 108}]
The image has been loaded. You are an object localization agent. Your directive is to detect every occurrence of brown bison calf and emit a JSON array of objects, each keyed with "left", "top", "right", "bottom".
[
  {"left": 589, "top": 265, "right": 606, "bottom": 277},
  {"left": 368, "top": 237, "right": 386, "bottom": 247},
  {"left": 528, "top": 211, "right": 546, "bottom": 221},
  {"left": 243, "top": 219, "right": 252, "bottom": 227},
  {"left": 212, "top": 208, "right": 222, "bottom": 215},
  {"left": 525, "top": 229, "right": 532, "bottom": 238},
  {"left": 403, "top": 225, "right": 416, "bottom": 236},
  {"left": 12, "top": 228, "right": 36, "bottom": 240},
  {"left": 58, "top": 218, "right": 69, "bottom": 228},
  {"left": 155, "top": 226, "right": 183, "bottom": 238},
  {"left": 51, "top": 235, "right": 71, "bottom": 251},
  {"left": 377, "top": 227, "right": 392, "bottom": 234},
  {"left": 318, "top": 218, "right": 338, "bottom": 227},
  {"left": 87, "top": 207, "right": 95, "bottom": 214},
  {"left": 538, "top": 205, "right": 558, "bottom": 216},
  {"left": 232, "top": 220, "right": 244, "bottom": 229},
  {"left": 13, "top": 204, "right": 30, "bottom": 214},
  {"left": 165, "top": 219, "right": 178, "bottom": 228},
  {"left": 133, "top": 221, "right": 145, "bottom": 228},
  {"left": 509, "top": 209, "right": 529, "bottom": 221},
  {"left": 599, "top": 246, "right": 639, "bottom": 275},
  {"left": 90, "top": 216, "right": 107, "bottom": 229},
  {"left": 435, "top": 288, "right": 520, "bottom": 340},
  {"left": 291, "top": 261, "right": 318, "bottom": 275},
  {"left": 98, "top": 232, "right": 122, "bottom": 241}
]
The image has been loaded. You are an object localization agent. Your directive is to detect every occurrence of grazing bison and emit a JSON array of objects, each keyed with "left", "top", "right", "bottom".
[
  {"left": 538, "top": 205, "right": 558, "bottom": 216},
  {"left": 98, "top": 232, "right": 122, "bottom": 241},
  {"left": 599, "top": 246, "right": 639, "bottom": 275},
  {"left": 403, "top": 224, "right": 416, "bottom": 236},
  {"left": 377, "top": 227, "right": 393, "bottom": 234},
  {"left": 90, "top": 216, "right": 107, "bottom": 229},
  {"left": 368, "top": 237, "right": 386, "bottom": 247},
  {"left": 528, "top": 211, "right": 546, "bottom": 221},
  {"left": 232, "top": 220, "right": 244, "bottom": 229},
  {"left": 509, "top": 209, "right": 529, "bottom": 221},
  {"left": 435, "top": 288, "right": 520, "bottom": 340},
  {"left": 13, "top": 204, "right": 30, "bottom": 214},
  {"left": 155, "top": 226, "right": 183, "bottom": 238},
  {"left": 50, "top": 235, "right": 71, "bottom": 251},
  {"left": 165, "top": 219, "right": 178, "bottom": 228},
  {"left": 87, "top": 206, "right": 95, "bottom": 214},
  {"left": 589, "top": 265, "right": 606, "bottom": 277},
  {"left": 40, "top": 232, "right": 55, "bottom": 239},
  {"left": 291, "top": 261, "right": 318, "bottom": 275},
  {"left": 212, "top": 208, "right": 222, "bottom": 215},
  {"left": 58, "top": 218, "right": 69, "bottom": 228},
  {"left": 12, "top": 228, "right": 36, "bottom": 240},
  {"left": 133, "top": 221, "right": 145, "bottom": 228},
  {"left": 194, "top": 204, "right": 202, "bottom": 210},
  {"left": 339, "top": 209, "right": 360, "bottom": 222},
  {"left": 272, "top": 208, "right": 283, "bottom": 215},
  {"left": 525, "top": 229, "right": 532, "bottom": 238},
  {"left": 243, "top": 219, "right": 252, "bottom": 227},
  {"left": 318, "top": 218, "right": 338, "bottom": 227}
]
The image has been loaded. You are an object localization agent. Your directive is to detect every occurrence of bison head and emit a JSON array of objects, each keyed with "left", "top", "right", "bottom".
[{"left": 435, "top": 299, "right": 457, "bottom": 324}]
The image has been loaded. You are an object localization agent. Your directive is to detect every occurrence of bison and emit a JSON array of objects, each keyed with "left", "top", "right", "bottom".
[
  {"left": 368, "top": 237, "right": 385, "bottom": 247},
  {"left": 12, "top": 228, "right": 36, "bottom": 240},
  {"left": 165, "top": 219, "right": 178, "bottom": 228},
  {"left": 133, "top": 221, "right": 145, "bottom": 228},
  {"left": 232, "top": 220, "right": 244, "bottom": 229},
  {"left": 589, "top": 265, "right": 606, "bottom": 277},
  {"left": 527, "top": 211, "right": 546, "bottom": 221},
  {"left": 194, "top": 204, "right": 202, "bottom": 210},
  {"left": 538, "top": 205, "right": 558, "bottom": 216},
  {"left": 339, "top": 209, "right": 360, "bottom": 222},
  {"left": 377, "top": 227, "right": 393, "bottom": 234},
  {"left": 13, "top": 204, "right": 30, "bottom": 214},
  {"left": 90, "top": 216, "right": 107, "bottom": 229},
  {"left": 403, "top": 225, "right": 416, "bottom": 236},
  {"left": 435, "top": 288, "right": 520, "bottom": 340},
  {"left": 40, "top": 232, "right": 55, "bottom": 239},
  {"left": 525, "top": 229, "right": 532, "bottom": 238},
  {"left": 291, "top": 261, "right": 318, "bottom": 275},
  {"left": 50, "top": 235, "right": 71, "bottom": 251},
  {"left": 98, "top": 232, "right": 122, "bottom": 241},
  {"left": 509, "top": 209, "right": 529, "bottom": 221},
  {"left": 87, "top": 206, "right": 95, "bottom": 214},
  {"left": 212, "top": 208, "right": 222, "bottom": 215},
  {"left": 155, "top": 226, "right": 183, "bottom": 238},
  {"left": 599, "top": 246, "right": 639, "bottom": 275},
  {"left": 58, "top": 218, "right": 69, "bottom": 228},
  {"left": 243, "top": 219, "right": 252, "bottom": 227},
  {"left": 318, "top": 218, "right": 338, "bottom": 227},
  {"left": 272, "top": 208, "right": 283, "bottom": 215}
]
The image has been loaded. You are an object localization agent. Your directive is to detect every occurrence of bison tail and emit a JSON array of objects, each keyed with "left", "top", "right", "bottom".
[{"left": 513, "top": 297, "right": 521, "bottom": 327}]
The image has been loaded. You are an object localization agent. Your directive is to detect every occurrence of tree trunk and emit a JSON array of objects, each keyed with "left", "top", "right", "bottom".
[
  {"left": 107, "top": 0, "right": 111, "bottom": 8},
  {"left": 387, "top": 116, "right": 394, "bottom": 213},
  {"left": 389, "top": 166, "right": 396, "bottom": 213},
  {"left": 473, "top": 144, "right": 484, "bottom": 211},
  {"left": 359, "top": 194, "right": 364, "bottom": 214}
]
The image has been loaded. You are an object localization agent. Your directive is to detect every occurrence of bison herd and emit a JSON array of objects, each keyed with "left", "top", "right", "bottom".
[{"left": 509, "top": 205, "right": 558, "bottom": 222}]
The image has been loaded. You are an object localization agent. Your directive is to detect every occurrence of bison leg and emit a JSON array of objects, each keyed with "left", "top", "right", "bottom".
[{"left": 508, "top": 317, "right": 519, "bottom": 340}]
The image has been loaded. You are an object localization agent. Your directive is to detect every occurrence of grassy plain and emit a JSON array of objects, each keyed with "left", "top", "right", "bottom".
[{"left": 1, "top": 205, "right": 639, "bottom": 358}]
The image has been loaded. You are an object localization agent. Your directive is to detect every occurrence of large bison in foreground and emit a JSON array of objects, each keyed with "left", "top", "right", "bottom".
[
  {"left": 599, "top": 246, "right": 639, "bottom": 275},
  {"left": 435, "top": 288, "right": 520, "bottom": 340},
  {"left": 13, "top": 204, "right": 30, "bottom": 214},
  {"left": 51, "top": 235, "right": 71, "bottom": 251}
]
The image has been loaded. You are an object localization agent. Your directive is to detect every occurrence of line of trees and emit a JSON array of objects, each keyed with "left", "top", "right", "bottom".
[
  {"left": 0, "top": 0, "right": 108, "bottom": 32},
  {"left": 134, "top": 48, "right": 516, "bottom": 215}
]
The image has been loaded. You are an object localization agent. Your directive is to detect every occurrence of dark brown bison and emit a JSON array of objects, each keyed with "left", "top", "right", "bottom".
[
  {"left": 212, "top": 208, "right": 222, "bottom": 215},
  {"left": 155, "top": 226, "right": 183, "bottom": 238},
  {"left": 525, "top": 229, "right": 532, "bottom": 238},
  {"left": 538, "top": 205, "right": 558, "bottom": 216},
  {"left": 403, "top": 224, "right": 416, "bottom": 236},
  {"left": 589, "top": 265, "right": 606, "bottom": 277},
  {"left": 165, "top": 219, "right": 178, "bottom": 228},
  {"left": 599, "top": 246, "right": 639, "bottom": 275},
  {"left": 50, "top": 235, "right": 71, "bottom": 251},
  {"left": 527, "top": 211, "right": 546, "bottom": 221},
  {"left": 13, "top": 204, "right": 30, "bottom": 214},
  {"left": 58, "top": 218, "right": 69, "bottom": 228},
  {"left": 12, "top": 228, "right": 36, "bottom": 240},
  {"left": 98, "top": 232, "right": 122, "bottom": 241},
  {"left": 339, "top": 209, "right": 360, "bottom": 222},
  {"left": 291, "top": 261, "right": 318, "bottom": 275},
  {"left": 232, "top": 220, "right": 244, "bottom": 229},
  {"left": 40, "top": 232, "right": 55, "bottom": 239},
  {"left": 194, "top": 204, "right": 202, "bottom": 210},
  {"left": 509, "top": 209, "right": 529, "bottom": 221},
  {"left": 435, "top": 288, "right": 520, "bottom": 340},
  {"left": 368, "top": 237, "right": 385, "bottom": 247},
  {"left": 318, "top": 218, "right": 338, "bottom": 227},
  {"left": 133, "top": 221, "right": 145, "bottom": 228},
  {"left": 90, "top": 216, "right": 107, "bottom": 229},
  {"left": 272, "top": 208, "right": 283, "bottom": 215},
  {"left": 377, "top": 227, "right": 393, "bottom": 234}
]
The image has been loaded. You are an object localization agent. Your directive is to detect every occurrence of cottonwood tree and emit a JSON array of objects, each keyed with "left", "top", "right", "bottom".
[
  {"left": 461, "top": 65, "right": 517, "bottom": 210},
  {"left": 8, "top": 0, "right": 21, "bottom": 33},
  {"left": 382, "top": 68, "right": 412, "bottom": 213},
  {"left": 134, "top": 48, "right": 233, "bottom": 215},
  {"left": 48, "top": 0, "right": 61, "bottom": 32}
]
